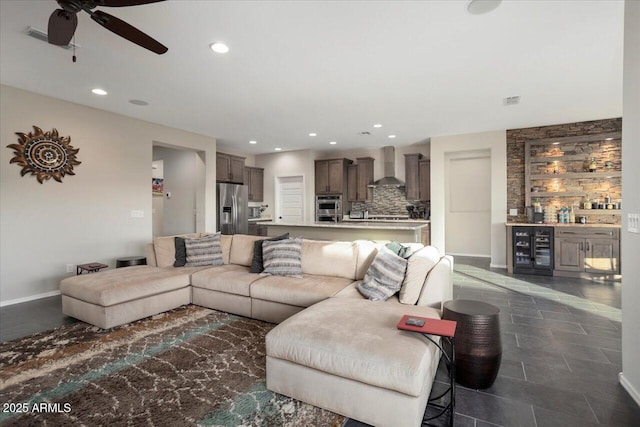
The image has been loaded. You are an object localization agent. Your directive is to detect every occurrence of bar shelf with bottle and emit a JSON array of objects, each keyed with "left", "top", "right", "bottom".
[{"left": 524, "top": 132, "right": 621, "bottom": 225}]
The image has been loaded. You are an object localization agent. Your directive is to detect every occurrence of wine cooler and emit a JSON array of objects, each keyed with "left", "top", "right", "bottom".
[{"left": 513, "top": 226, "right": 554, "bottom": 276}]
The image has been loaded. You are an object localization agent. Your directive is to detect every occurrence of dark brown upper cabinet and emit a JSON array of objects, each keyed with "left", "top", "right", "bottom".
[
  {"left": 405, "top": 153, "right": 430, "bottom": 201},
  {"left": 315, "top": 158, "right": 352, "bottom": 195},
  {"left": 347, "top": 157, "right": 374, "bottom": 202},
  {"left": 217, "top": 152, "right": 245, "bottom": 184},
  {"left": 243, "top": 166, "right": 264, "bottom": 202}
]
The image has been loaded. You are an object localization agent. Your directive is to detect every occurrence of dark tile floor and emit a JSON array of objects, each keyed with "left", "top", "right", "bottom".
[{"left": 1, "top": 257, "right": 638, "bottom": 426}]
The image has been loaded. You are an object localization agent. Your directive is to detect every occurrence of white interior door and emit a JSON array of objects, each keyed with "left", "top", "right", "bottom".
[
  {"left": 276, "top": 176, "right": 304, "bottom": 222},
  {"left": 445, "top": 151, "right": 491, "bottom": 257}
]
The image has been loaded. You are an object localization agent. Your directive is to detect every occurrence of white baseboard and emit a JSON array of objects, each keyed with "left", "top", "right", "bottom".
[
  {"left": 490, "top": 263, "right": 507, "bottom": 269},
  {"left": 0, "top": 290, "right": 61, "bottom": 307},
  {"left": 619, "top": 372, "right": 640, "bottom": 407},
  {"left": 448, "top": 252, "right": 491, "bottom": 258}
]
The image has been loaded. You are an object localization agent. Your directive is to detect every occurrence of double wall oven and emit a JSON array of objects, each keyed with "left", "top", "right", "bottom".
[{"left": 316, "top": 195, "right": 342, "bottom": 222}]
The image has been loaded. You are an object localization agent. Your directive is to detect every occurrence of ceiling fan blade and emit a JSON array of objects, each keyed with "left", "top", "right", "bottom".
[
  {"left": 90, "top": 10, "right": 168, "bottom": 54},
  {"left": 96, "top": 0, "right": 165, "bottom": 7},
  {"left": 48, "top": 9, "right": 78, "bottom": 45}
]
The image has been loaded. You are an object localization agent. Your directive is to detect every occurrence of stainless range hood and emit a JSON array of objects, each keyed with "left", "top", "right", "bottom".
[{"left": 369, "top": 146, "right": 405, "bottom": 187}]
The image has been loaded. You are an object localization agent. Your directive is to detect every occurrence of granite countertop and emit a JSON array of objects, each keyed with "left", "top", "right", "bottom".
[
  {"left": 262, "top": 221, "right": 429, "bottom": 231},
  {"left": 506, "top": 222, "right": 621, "bottom": 228}
]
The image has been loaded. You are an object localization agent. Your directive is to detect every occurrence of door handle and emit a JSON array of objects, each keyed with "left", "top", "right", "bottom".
[
  {"left": 580, "top": 242, "right": 583, "bottom": 251},
  {"left": 586, "top": 241, "right": 590, "bottom": 252}
]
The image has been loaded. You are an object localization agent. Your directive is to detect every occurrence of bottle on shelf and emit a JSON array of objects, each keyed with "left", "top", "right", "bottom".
[
  {"left": 569, "top": 206, "right": 576, "bottom": 224},
  {"left": 545, "top": 205, "right": 557, "bottom": 223},
  {"left": 588, "top": 157, "right": 597, "bottom": 172}
]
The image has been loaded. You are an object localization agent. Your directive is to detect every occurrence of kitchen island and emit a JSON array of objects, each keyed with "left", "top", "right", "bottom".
[{"left": 261, "top": 220, "right": 430, "bottom": 245}]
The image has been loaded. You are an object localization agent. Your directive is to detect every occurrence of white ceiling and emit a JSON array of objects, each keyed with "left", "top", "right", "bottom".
[{"left": 0, "top": 0, "right": 625, "bottom": 154}]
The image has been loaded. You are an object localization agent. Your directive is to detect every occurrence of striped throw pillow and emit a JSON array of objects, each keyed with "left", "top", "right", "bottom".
[
  {"left": 184, "top": 233, "right": 224, "bottom": 267},
  {"left": 262, "top": 238, "right": 303, "bottom": 278},
  {"left": 357, "top": 246, "right": 408, "bottom": 301}
]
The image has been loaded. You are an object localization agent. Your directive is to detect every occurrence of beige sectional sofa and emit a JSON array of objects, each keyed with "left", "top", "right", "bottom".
[{"left": 60, "top": 233, "right": 453, "bottom": 427}]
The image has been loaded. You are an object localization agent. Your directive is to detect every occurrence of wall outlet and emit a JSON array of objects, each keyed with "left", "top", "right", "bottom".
[
  {"left": 130, "top": 210, "right": 144, "bottom": 218},
  {"left": 66, "top": 264, "right": 74, "bottom": 273},
  {"left": 509, "top": 208, "right": 518, "bottom": 216},
  {"left": 628, "top": 213, "right": 640, "bottom": 233}
]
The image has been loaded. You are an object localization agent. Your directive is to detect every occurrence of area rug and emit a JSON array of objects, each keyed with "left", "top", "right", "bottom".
[{"left": 0, "top": 306, "right": 345, "bottom": 426}]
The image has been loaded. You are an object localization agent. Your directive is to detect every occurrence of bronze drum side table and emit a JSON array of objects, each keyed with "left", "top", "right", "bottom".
[{"left": 443, "top": 299, "right": 501, "bottom": 389}]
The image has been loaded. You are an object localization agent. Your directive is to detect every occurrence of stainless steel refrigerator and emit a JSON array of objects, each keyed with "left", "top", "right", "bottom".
[{"left": 217, "top": 183, "right": 248, "bottom": 234}]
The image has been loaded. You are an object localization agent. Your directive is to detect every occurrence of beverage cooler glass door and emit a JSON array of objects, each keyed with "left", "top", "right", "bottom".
[
  {"left": 514, "top": 228, "right": 533, "bottom": 268},
  {"left": 534, "top": 228, "right": 554, "bottom": 269}
]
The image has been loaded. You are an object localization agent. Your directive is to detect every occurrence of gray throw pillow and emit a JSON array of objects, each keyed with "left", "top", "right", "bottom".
[
  {"left": 184, "top": 233, "right": 224, "bottom": 267},
  {"left": 262, "top": 238, "right": 303, "bottom": 278},
  {"left": 173, "top": 237, "right": 187, "bottom": 267},
  {"left": 250, "top": 233, "right": 290, "bottom": 273},
  {"left": 357, "top": 246, "right": 408, "bottom": 301}
]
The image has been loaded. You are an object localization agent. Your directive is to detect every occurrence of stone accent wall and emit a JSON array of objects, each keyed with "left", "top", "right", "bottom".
[
  {"left": 351, "top": 186, "right": 428, "bottom": 216},
  {"left": 507, "top": 118, "right": 622, "bottom": 224}
]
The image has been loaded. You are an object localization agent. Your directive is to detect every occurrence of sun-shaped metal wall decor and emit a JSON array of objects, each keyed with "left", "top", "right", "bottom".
[{"left": 7, "top": 126, "right": 81, "bottom": 184}]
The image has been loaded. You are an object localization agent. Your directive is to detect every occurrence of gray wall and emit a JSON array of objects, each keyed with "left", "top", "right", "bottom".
[{"left": 0, "top": 86, "right": 217, "bottom": 305}]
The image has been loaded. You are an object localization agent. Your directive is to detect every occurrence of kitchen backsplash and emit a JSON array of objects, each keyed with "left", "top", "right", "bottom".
[{"left": 351, "top": 186, "right": 428, "bottom": 216}]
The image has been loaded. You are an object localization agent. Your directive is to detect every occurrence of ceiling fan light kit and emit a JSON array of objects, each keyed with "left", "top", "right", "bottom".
[{"left": 47, "top": 0, "right": 168, "bottom": 54}]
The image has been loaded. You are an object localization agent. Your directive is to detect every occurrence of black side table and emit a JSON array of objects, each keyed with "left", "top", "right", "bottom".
[
  {"left": 77, "top": 262, "right": 108, "bottom": 275},
  {"left": 116, "top": 256, "right": 147, "bottom": 268},
  {"left": 443, "top": 300, "right": 501, "bottom": 389}
]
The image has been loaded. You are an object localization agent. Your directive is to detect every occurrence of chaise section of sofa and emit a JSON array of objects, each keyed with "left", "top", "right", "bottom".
[
  {"left": 266, "top": 297, "right": 445, "bottom": 427},
  {"left": 60, "top": 265, "right": 191, "bottom": 329}
]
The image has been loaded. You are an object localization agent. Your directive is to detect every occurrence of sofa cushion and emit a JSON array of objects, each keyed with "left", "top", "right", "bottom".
[
  {"left": 301, "top": 239, "right": 358, "bottom": 280},
  {"left": 416, "top": 255, "right": 453, "bottom": 309},
  {"left": 229, "top": 234, "right": 264, "bottom": 266},
  {"left": 251, "top": 274, "right": 354, "bottom": 307},
  {"left": 185, "top": 234, "right": 224, "bottom": 267},
  {"left": 191, "top": 264, "right": 261, "bottom": 297},
  {"left": 60, "top": 266, "right": 190, "bottom": 307},
  {"left": 262, "top": 238, "right": 303, "bottom": 278},
  {"left": 154, "top": 233, "right": 200, "bottom": 267},
  {"left": 250, "top": 233, "right": 290, "bottom": 273},
  {"left": 357, "top": 246, "right": 408, "bottom": 301},
  {"left": 266, "top": 297, "right": 441, "bottom": 397},
  {"left": 400, "top": 246, "right": 442, "bottom": 305},
  {"left": 220, "top": 235, "right": 232, "bottom": 264},
  {"left": 354, "top": 240, "right": 383, "bottom": 280}
]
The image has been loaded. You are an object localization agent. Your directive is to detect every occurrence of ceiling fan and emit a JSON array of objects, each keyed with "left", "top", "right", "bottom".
[{"left": 48, "top": 0, "right": 168, "bottom": 54}]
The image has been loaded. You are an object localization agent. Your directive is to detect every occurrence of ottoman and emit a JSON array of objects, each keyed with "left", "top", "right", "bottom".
[
  {"left": 265, "top": 297, "right": 443, "bottom": 427},
  {"left": 60, "top": 266, "right": 191, "bottom": 329}
]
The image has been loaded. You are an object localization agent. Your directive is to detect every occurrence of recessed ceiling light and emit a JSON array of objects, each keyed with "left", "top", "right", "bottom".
[
  {"left": 329, "top": 141, "right": 337, "bottom": 145},
  {"left": 388, "top": 135, "right": 396, "bottom": 139},
  {"left": 209, "top": 42, "right": 229, "bottom": 54},
  {"left": 466, "top": 0, "right": 502, "bottom": 15},
  {"left": 274, "top": 147, "right": 282, "bottom": 151},
  {"left": 552, "top": 142, "right": 560, "bottom": 145},
  {"left": 129, "top": 99, "right": 148, "bottom": 106},
  {"left": 91, "top": 88, "right": 107, "bottom": 96},
  {"left": 249, "top": 140, "right": 257, "bottom": 144},
  {"left": 373, "top": 124, "right": 382, "bottom": 128},
  {"left": 309, "top": 133, "right": 317, "bottom": 137},
  {"left": 605, "top": 137, "right": 614, "bottom": 141}
]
